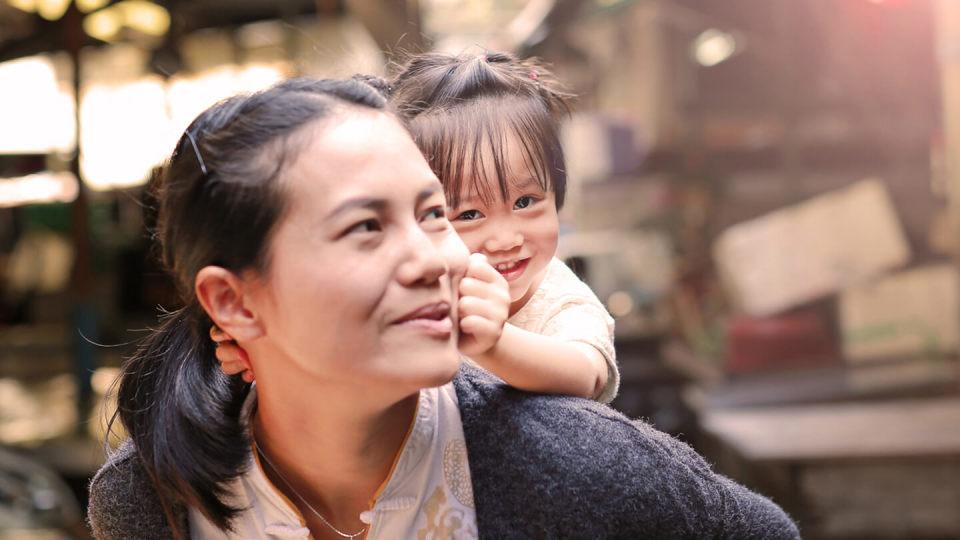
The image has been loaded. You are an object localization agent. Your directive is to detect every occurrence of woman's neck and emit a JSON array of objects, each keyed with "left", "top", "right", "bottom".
[{"left": 251, "top": 381, "right": 419, "bottom": 532}]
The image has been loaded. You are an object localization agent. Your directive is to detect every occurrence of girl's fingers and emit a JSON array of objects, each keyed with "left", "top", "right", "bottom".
[
  {"left": 459, "top": 295, "right": 508, "bottom": 322},
  {"left": 215, "top": 341, "right": 247, "bottom": 363},
  {"left": 211, "top": 328, "right": 254, "bottom": 381},
  {"left": 466, "top": 253, "right": 504, "bottom": 283},
  {"left": 220, "top": 361, "right": 246, "bottom": 375},
  {"left": 210, "top": 325, "right": 227, "bottom": 342},
  {"left": 459, "top": 277, "right": 511, "bottom": 303},
  {"left": 459, "top": 315, "right": 500, "bottom": 337}
]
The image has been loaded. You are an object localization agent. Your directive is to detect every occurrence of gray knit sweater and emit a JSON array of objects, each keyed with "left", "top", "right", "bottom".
[{"left": 88, "top": 364, "right": 800, "bottom": 539}]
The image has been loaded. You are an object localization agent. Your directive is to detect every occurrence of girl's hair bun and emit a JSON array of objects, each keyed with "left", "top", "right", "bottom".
[{"left": 351, "top": 74, "right": 393, "bottom": 98}]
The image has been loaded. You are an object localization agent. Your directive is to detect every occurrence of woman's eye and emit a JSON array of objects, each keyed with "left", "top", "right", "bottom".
[
  {"left": 453, "top": 209, "right": 483, "bottom": 221},
  {"left": 514, "top": 196, "right": 537, "bottom": 210},
  {"left": 346, "top": 219, "right": 381, "bottom": 235},
  {"left": 421, "top": 206, "right": 446, "bottom": 221}
]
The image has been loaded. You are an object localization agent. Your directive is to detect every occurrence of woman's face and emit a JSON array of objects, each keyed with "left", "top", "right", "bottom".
[{"left": 247, "top": 108, "right": 469, "bottom": 395}]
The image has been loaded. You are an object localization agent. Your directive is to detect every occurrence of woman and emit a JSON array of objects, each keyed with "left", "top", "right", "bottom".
[{"left": 88, "top": 78, "right": 799, "bottom": 539}]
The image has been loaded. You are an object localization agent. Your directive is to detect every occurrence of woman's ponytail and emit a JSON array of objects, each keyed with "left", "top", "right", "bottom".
[{"left": 116, "top": 304, "right": 249, "bottom": 533}]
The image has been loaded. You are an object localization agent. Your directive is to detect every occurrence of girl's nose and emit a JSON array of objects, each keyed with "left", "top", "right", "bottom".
[{"left": 483, "top": 227, "right": 523, "bottom": 253}]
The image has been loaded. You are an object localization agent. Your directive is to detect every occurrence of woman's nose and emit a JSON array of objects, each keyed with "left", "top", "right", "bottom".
[{"left": 397, "top": 227, "right": 448, "bottom": 287}]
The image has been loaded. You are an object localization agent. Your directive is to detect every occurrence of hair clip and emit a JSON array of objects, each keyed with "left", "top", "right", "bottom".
[
  {"left": 529, "top": 69, "right": 539, "bottom": 81},
  {"left": 185, "top": 129, "right": 208, "bottom": 176}
]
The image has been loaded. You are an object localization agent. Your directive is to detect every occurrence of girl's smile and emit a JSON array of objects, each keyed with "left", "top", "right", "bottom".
[{"left": 490, "top": 257, "right": 531, "bottom": 282}]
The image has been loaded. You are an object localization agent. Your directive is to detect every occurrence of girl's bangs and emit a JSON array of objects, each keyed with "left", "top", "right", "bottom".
[{"left": 410, "top": 96, "right": 564, "bottom": 210}]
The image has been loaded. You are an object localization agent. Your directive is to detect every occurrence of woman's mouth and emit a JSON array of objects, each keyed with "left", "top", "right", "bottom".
[
  {"left": 393, "top": 302, "right": 453, "bottom": 339},
  {"left": 492, "top": 258, "right": 530, "bottom": 282}
]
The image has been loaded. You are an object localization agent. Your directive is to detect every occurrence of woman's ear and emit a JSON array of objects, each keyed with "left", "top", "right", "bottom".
[{"left": 195, "top": 266, "right": 264, "bottom": 342}]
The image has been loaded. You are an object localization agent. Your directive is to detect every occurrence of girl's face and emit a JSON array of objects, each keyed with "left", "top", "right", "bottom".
[
  {"left": 247, "top": 109, "right": 469, "bottom": 396},
  {"left": 448, "top": 135, "right": 560, "bottom": 315}
]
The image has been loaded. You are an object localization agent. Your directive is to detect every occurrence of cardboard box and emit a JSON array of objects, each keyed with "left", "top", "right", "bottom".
[
  {"left": 714, "top": 179, "right": 910, "bottom": 316},
  {"left": 839, "top": 264, "right": 960, "bottom": 361}
]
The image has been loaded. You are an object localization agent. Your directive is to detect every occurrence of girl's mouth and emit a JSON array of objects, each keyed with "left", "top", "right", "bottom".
[{"left": 493, "top": 258, "right": 530, "bottom": 282}]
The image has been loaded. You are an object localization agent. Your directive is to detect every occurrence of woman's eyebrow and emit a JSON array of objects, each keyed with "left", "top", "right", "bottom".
[
  {"left": 325, "top": 197, "right": 387, "bottom": 222},
  {"left": 324, "top": 185, "right": 441, "bottom": 222},
  {"left": 417, "top": 184, "right": 442, "bottom": 204}
]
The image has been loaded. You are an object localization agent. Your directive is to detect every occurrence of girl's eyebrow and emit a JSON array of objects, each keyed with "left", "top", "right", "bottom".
[
  {"left": 452, "top": 194, "right": 480, "bottom": 208},
  {"left": 512, "top": 176, "right": 540, "bottom": 190}
]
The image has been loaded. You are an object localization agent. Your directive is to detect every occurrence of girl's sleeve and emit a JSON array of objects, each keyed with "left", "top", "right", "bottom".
[{"left": 541, "top": 300, "right": 619, "bottom": 403}]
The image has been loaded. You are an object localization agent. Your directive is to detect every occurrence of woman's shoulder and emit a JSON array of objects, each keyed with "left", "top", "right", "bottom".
[
  {"left": 87, "top": 439, "right": 182, "bottom": 540},
  {"left": 453, "top": 364, "right": 800, "bottom": 538}
]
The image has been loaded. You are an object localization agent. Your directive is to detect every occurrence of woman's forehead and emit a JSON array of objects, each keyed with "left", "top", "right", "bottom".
[{"left": 282, "top": 111, "right": 438, "bottom": 210}]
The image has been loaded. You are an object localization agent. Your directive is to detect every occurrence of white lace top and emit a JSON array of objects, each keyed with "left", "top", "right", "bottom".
[{"left": 508, "top": 257, "right": 619, "bottom": 403}]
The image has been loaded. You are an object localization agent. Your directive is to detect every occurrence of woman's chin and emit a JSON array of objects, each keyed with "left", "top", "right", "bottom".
[
  {"left": 422, "top": 351, "right": 462, "bottom": 388},
  {"left": 386, "top": 346, "right": 461, "bottom": 390}
]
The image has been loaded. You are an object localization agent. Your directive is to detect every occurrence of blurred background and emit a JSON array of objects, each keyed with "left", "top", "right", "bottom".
[{"left": 0, "top": 0, "right": 958, "bottom": 538}]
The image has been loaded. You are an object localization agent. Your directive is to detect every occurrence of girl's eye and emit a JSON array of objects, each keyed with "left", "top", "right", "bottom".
[
  {"left": 514, "top": 196, "right": 537, "bottom": 210},
  {"left": 453, "top": 209, "right": 483, "bottom": 221},
  {"left": 421, "top": 206, "right": 446, "bottom": 222},
  {"left": 346, "top": 219, "right": 381, "bottom": 235}
]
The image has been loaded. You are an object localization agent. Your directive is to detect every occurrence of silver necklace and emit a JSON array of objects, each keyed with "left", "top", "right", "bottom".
[{"left": 253, "top": 439, "right": 367, "bottom": 540}]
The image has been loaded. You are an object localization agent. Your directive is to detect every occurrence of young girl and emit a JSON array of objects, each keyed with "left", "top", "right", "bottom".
[
  {"left": 216, "top": 52, "right": 619, "bottom": 403},
  {"left": 390, "top": 51, "right": 619, "bottom": 403}
]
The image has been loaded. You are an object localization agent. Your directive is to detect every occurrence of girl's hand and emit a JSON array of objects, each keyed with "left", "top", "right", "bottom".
[
  {"left": 458, "top": 253, "right": 510, "bottom": 357},
  {"left": 210, "top": 326, "right": 255, "bottom": 383}
]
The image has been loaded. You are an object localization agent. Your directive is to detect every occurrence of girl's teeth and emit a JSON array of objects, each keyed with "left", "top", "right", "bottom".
[{"left": 496, "top": 262, "right": 518, "bottom": 271}]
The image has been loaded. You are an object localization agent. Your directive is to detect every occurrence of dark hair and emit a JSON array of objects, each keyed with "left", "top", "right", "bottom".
[
  {"left": 385, "top": 51, "right": 573, "bottom": 210},
  {"left": 112, "top": 78, "right": 387, "bottom": 536}
]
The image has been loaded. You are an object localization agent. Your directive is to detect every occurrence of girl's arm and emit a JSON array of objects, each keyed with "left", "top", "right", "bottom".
[
  {"left": 457, "top": 256, "right": 610, "bottom": 399},
  {"left": 472, "top": 324, "right": 608, "bottom": 399}
]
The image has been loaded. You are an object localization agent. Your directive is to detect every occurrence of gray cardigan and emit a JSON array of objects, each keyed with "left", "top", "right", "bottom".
[{"left": 88, "top": 364, "right": 800, "bottom": 539}]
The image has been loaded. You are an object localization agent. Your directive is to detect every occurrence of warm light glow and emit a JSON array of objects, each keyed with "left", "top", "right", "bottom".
[
  {"left": 167, "top": 64, "right": 285, "bottom": 136},
  {"left": 0, "top": 55, "right": 75, "bottom": 154},
  {"left": 83, "top": 9, "right": 122, "bottom": 42},
  {"left": 76, "top": 0, "right": 109, "bottom": 13},
  {"left": 7, "top": 0, "right": 37, "bottom": 13},
  {"left": 36, "top": 0, "right": 69, "bottom": 20},
  {"left": 692, "top": 29, "right": 737, "bottom": 67},
  {"left": 118, "top": 0, "right": 170, "bottom": 37},
  {"left": 0, "top": 172, "right": 79, "bottom": 207},
  {"left": 0, "top": 53, "right": 283, "bottom": 191},
  {"left": 81, "top": 64, "right": 284, "bottom": 190},
  {"left": 83, "top": 1, "right": 170, "bottom": 42},
  {"left": 607, "top": 291, "right": 635, "bottom": 318},
  {"left": 80, "top": 77, "right": 170, "bottom": 190}
]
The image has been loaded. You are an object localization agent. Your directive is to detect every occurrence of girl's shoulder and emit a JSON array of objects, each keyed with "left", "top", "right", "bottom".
[{"left": 510, "top": 258, "right": 610, "bottom": 327}]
